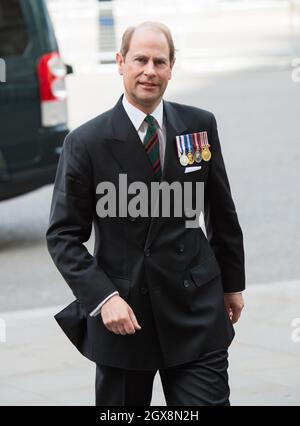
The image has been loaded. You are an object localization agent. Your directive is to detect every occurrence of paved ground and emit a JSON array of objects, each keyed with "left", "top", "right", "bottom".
[{"left": 0, "top": 280, "right": 299, "bottom": 406}]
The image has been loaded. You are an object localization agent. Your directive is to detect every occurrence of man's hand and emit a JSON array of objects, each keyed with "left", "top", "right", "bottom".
[
  {"left": 100, "top": 295, "right": 142, "bottom": 335},
  {"left": 224, "top": 293, "right": 245, "bottom": 324}
]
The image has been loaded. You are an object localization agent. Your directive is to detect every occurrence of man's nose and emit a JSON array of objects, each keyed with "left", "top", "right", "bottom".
[{"left": 143, "top": 60, "right": 156, "bottom": 77}]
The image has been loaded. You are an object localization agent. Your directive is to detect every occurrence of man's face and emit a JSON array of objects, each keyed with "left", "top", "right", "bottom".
[{"left": 116, "top": 28, "right": 175, "bottom": 113}]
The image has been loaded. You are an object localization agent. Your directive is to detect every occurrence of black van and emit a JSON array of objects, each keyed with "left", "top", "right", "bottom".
[{"left": 0, "top": 0, "right": 71, "bottom": 201}]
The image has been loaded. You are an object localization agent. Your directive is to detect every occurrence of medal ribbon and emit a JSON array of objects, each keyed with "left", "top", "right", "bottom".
[
  {"left": 188, "top": 134, "right": 193, "bottom": 153},
  {"left": 183, "top": 134, "right": 189, "bottom": 155},
  {"left": 176, "top": 135, "right": 187, "bottom": 158},
  {"left": 193, "top": 133, "right": 200, "bottom": 152},
  {"left": 204, "top": 131, "right": 210, "bottom": 148},
  {"left": 199, "top": 132, "right": 205, "bottom": 151}
]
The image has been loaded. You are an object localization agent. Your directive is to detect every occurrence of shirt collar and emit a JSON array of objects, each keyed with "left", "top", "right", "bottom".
[{"left": 122, "top": 94, "right": 163, "bottom": 131}]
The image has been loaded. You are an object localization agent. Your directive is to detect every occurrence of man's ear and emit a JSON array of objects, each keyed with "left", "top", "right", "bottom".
[
  {"left": 116, "top": 52, "right": 124, "bottom": 76},
  {"left": 169, "top": 58, "right": 176, "bottom": 80}
]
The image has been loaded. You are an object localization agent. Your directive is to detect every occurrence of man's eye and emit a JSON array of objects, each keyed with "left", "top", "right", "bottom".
[{"left": 155, "top": 60, "right": 167, "bottom": 67}]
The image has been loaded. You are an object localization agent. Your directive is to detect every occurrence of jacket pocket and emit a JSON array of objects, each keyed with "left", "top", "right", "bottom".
[{"left": 189, "top": 255, "right": 221, "bottom": 288}]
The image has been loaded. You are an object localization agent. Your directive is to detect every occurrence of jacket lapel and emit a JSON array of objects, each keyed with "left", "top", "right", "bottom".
[
  {"left": 104, "top": 96, "right": 154, "bottom": 186},
  {"left": 161, "top": 101, "right": 188, "bottom": 183}
]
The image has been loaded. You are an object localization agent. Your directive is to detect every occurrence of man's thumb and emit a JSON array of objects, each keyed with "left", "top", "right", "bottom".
[{"left": 129, "top": 309, "right": 141, "bottom": 330}]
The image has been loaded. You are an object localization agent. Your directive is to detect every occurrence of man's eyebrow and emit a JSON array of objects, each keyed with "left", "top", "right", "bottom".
[
  {"left": 154, "top": 57, "right": 168, "bottom": 62},
  {"left": 132, "top": 54, "right": 168, "bottom": 61}
]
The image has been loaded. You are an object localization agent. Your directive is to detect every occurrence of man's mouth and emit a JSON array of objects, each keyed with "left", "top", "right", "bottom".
[{"left": 139, "top": 82, "right": 158, "bottom": 88}]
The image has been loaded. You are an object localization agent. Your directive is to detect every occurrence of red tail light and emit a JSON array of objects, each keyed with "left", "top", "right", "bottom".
[
  {"left": 37, "top": 52, "right": 68, "bottom": 127},
  {"left": 38, "top": 52, "right": 67, "bottom": 101}
]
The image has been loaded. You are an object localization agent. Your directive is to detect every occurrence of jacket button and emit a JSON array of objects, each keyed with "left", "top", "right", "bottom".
[
  {"left": 183, "top": 280, "right": 190, "bottom": 288},
  {"left": 177, "top": 244, "right": 184, "bottom": 253},
  {"left": 141, "top": 287, "right": 148, "bottom": 295},
  {"left": 144, "top": 249, "right": 151, "bottom": 257}
]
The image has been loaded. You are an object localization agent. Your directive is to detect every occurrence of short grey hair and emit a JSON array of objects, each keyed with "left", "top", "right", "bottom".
[{"left": 120, "top": 21, "right": 176, "bottom": 62}]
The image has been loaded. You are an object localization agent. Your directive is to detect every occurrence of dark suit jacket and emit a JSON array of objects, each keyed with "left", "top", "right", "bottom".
[{"left": 46, "top": 96, "right": 245, "bottom": 370}]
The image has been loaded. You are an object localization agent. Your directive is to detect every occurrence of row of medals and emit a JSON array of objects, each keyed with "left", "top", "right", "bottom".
[{"left": 179, "top": 145, "right": 212, "bottom": 166}]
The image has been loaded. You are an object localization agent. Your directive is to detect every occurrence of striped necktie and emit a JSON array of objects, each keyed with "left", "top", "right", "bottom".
[{"left": 143, "top": 115, "right": 162, "bottom": 181}]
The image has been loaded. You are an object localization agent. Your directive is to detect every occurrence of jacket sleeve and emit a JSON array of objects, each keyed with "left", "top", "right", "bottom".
[
  {"left": 204, "top": 114, "right": 245, "bottom": 292},
  {"left": 46, "top": 132, "right": 118, "bottom": 315}
]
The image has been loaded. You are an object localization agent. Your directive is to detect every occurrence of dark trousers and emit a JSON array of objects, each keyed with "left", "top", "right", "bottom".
[{"left": 95, "top": 349, "right": 230, "bottom": 406}]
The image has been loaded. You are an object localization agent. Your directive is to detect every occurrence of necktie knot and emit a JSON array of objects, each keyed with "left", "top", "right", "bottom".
[{"left": 145, "top": 115, "right": 156, "bottom": 127}]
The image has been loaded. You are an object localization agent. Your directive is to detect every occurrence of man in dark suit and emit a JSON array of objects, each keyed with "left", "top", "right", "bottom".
[{"left": 46, "top": 21, "right": 245, "bottom": 406}]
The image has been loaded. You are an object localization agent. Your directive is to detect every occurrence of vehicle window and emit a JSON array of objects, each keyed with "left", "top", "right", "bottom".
[{"left": 0, "top": 0, "right": 28, "bottom": 56}]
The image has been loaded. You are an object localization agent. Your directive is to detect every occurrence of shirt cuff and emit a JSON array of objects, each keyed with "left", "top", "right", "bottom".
[
  {"left": 224, "top": 291, "right": 243, "bottom": 294},
  {"left": 89, "top": 291, "right": 119, "bottom": 317}
]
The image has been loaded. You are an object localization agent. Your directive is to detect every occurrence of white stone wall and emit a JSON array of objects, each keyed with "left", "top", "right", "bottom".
[{"left": 46, "top": 0, "right": 300, "bottom": 73}]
